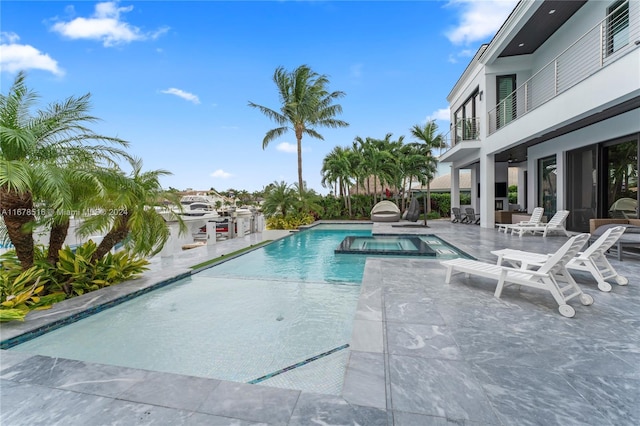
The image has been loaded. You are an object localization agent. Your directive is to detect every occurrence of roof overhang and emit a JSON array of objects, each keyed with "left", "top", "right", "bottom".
[{"left": 480, "top": 0, "right": 587, "bottom": 63}]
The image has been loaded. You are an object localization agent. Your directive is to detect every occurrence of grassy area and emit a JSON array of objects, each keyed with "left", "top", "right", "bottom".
[{"left": 189, "top": 240, "right": 272, "bottom": 270}]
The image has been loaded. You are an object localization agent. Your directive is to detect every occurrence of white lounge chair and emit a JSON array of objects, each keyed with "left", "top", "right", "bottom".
[
  {"left": 491, "top": 226, "right": 628, "bottom": 292},
  {"left": 497, "top": 207, "right": 544, "bottom": 233},
  {"left": 568, "top": 226, "right": 629, "bottom": 290},
  {"left": 441, "top": 233, "right": 593, "bottom": 317},
  {"left": 509, "top": 210, "right": 570, "bottom": 237}
]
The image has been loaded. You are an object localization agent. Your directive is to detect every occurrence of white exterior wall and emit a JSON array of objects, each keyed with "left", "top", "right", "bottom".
[
  {"left": 483, "top": 50, "right": 639, "bottom": 154},
  {"left": 448, "top": 61, "right": 487, "bottom": 140},
  {"left": 442, "top": 0, "right": 639, "bottom": 228}
]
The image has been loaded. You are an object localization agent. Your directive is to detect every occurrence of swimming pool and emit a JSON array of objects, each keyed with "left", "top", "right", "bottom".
[{"left": 9, "top": 224, "right": 372, "bottom": 395}]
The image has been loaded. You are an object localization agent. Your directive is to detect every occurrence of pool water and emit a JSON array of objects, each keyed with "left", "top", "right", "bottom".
[
  {"left": 10, "top": 224, "right": 372, "bottom": 395},
  {"left": 335, "top": 234, "right": 469, "bottom": 258}
]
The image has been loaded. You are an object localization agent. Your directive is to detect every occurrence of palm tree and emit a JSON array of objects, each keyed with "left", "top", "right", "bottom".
[
  {"left": 81, "top": 158, "right": 183, "bottom": 262},
  {"left": 261, "top": 180, "right": 297, "bottom": 218},
  {"left": 321, "top": 146, "right": 354, "bottom": 216},
  {"left": 249, "top": 65, "right": 349, "bottom": 193},
  {"left": 355, "top": 134, "right": 399, "bottom": 205},
  {"left": 397, "top": 143, "right": 428, "bottom": 211},
  {"left": 409, "top": 121, "right": 445, "bottom": 215},
  {"left": 0, "top": 71, "right": 129, "bottom": 269}
]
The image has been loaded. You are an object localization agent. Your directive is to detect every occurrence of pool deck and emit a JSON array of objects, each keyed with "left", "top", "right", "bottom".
[{"left": 1, "top": 221, "right": 639, "bottom": 425}]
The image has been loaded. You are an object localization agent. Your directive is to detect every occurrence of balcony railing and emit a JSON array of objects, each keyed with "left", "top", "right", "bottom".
[
  {"left": 488, "top": 0, "right": 638, "bottom": 135},
  {"left": 454, "top": 118, "right": 480, "bottom": 144}
]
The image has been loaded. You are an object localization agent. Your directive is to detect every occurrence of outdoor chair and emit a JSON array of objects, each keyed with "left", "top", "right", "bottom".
[
  {"left": 441, "top": 233, "right": 593, "bottom": 318},
  {"left": 451, "top": 207, "right": 465, "bottom": 223},
  {"left": 464, "top": 208, "right": 480, "bottom": 225},
  {"left": 509, "top": 210, "right": 570, "bottom": 237},
  {"left": 497, "top": 207, "right": 544, "bottom": 233},
  {"left": 491, "top": 226, "right": 627, "bottom": 292}
]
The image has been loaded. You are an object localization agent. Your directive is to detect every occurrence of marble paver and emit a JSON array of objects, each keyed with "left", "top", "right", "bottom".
[{"left": 1, "top": 221, "right": 639, "bottom": 425}]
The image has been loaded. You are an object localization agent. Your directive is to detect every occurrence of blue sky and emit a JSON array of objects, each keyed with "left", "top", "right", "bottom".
[{"left": 1, "top": 0, "right": 517, "bottom": 194}]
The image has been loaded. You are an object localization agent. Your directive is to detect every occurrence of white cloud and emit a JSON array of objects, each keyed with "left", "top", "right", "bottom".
[
  {"left": 445, "top": 0, "right": 518, "bottom": 45},
  {"left": 0, "top": 32, "right": 64, "bottom": 76},
  {"left": 276, "top": 142, "right": 298, "bottom": 153},
  {"left": 427, "top": 108, "right": 450, "bottom": 122},
  {"left": 211, "top": 169, "right": 232, "bottom": 179},
  {"left": 160, "top": 88, "right": 200, "bottom": 104},
  {"left": 50, "top": 1, "right": 169, "bottom": 47}
]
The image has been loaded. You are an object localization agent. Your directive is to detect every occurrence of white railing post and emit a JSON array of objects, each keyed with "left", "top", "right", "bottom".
[
  {"left": 502, "top": 100, "right": 506, "bottom": 128},
  {"left": 554, "top": 60, "right": 558, "bottom": 96},
  {"left": 524, "top": 82, "right": 529, "bottom": 113},
  {"left": 599, "top": 22, "right": 604, "bottom": 67}
]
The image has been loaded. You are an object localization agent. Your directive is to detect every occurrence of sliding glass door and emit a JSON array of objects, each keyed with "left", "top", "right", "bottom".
[
  {"left": 538, "top": 155, "right": 557, "bottom": 221},
  {"left": 604, "top": 138, "right": 638, "bottom": 219},
  {"left": 567, "top": 147, "right": 597, "bottom": 232}
]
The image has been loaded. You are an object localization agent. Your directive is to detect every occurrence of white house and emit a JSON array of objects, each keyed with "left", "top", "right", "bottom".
[{"left": 440, "top": 0, "right": 639, "bottom": 232}]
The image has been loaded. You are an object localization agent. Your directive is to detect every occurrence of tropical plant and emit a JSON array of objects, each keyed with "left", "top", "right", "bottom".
[
  {"left": 261, "top": 180, "right": 297, "bottom": 218},
  {"left": 249, "top": 64, "right": 349, "bottom": 193},
  {"left": 0, "top": 268, "right": 46, "bottom": 321},
  {"left": 321, "top": 146, "right": 355, "bottom": 216},
  {"left": 55, "top": 241, "right": 148, "bottom": 296},
  {"left": 79, "top": 158, "right": 184, "bottom": 261},
  {"left": 409, "top": 121, "right": 445, "bottom": 214},
  {"left": 353, "top": 134, "right": 400, "bottom": 206},
  {"left": 0, "top": 71, "right": 129, "bottom": 269},
  {"left": 266, "top": 212, "right": 315, "bottom": 230}
]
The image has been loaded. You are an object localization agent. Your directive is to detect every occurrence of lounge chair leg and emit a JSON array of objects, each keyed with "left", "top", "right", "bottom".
[
  {"left": 445, "top": 266, "right": 453, "bottom": 284},
  {"left": 494, "top": 271, "right": 507, "bottom": 298}
]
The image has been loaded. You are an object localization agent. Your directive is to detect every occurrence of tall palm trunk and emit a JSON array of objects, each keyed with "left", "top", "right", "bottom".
[
  {"left": 296, "top": 128, "right": 304, "bottom": 193},
  {"left": 92, "top": 212, "right": 131, "bottom": 262},
  {"left": 0, "top": 188, "right": 35, "bottom": 269},
  {"left": 47, "top": 217, "right": 70, "bottom": 265}
]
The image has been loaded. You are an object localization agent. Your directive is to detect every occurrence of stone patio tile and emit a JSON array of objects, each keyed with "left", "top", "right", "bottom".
[
  {"left": 118, "top": 370, "right": 221, "bottom": 411},
  {"left": 349, "top": 319, "right": 383, "bottom": 353},
  {"left": 184, "top": 412, "right": 268, "bottom": 425},
  {"left": 564, "top": 373, "right": 640, "bottom": 425},
  {"left": 472, "top": 363, "right": 613, "bottom": 426},
  {"left": 1, "top": 355, "right": 151, "bottom": 398},
  {"left": 83, "top": 398, "right": 192, "bottom": 425},
  {"left": 0, "top": 350, "right": 35, "bottom": 372},
  {"left": 384, "top": 299, "right": 446, "bottom": 325},
  {"left": 197, "top": 380, "right": 299, "bottom": 425},
  {"left": 386, "top": 323, "right": 461, "bottom": 360},
  {"left": 341, "top": 351, "right": 386, "bottom": 409},
  {"left": 287, "top": 392, "right": 387, "bottom": 426},
  {"left": 393, "top": 410, "right": 497, "bottom": 425},
  {"left": 389, "top": 355, "right": 500, "bottom": 424},
  {"left": 0, "top": 380, "right": 113, "bottom": 426}
]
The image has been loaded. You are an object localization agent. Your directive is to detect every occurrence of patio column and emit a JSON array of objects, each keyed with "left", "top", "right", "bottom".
[
  {"left": 517, "top": 167, "right": 527, "bottom": 211},
  {"left": 450, "top": 166, "right": 460, "bottom": 209},
  {"left": 479, "top": 153, "right": 496, "bottom": 228}
]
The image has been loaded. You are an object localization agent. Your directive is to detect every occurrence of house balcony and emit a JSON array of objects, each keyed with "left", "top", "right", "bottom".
[
  {"left": 487, "top": 1, "right": 640, "bottom": 137},
  {"left": 439, "top": 118, "right": 482, "bottom": 163}
]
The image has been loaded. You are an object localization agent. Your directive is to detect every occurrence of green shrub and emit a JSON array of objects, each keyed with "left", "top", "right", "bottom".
[
  {"left": 0, "top": 241, "right": 149, "bottom": 321},
  {"left": 55, "top": 241, "right": 148, "bottom": 296},
  {"left": 266, "top": 212, "right": 315, "bottom": 230},
  {"left": 0, "top": 267, "right": 47, "bottom": 322}
]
